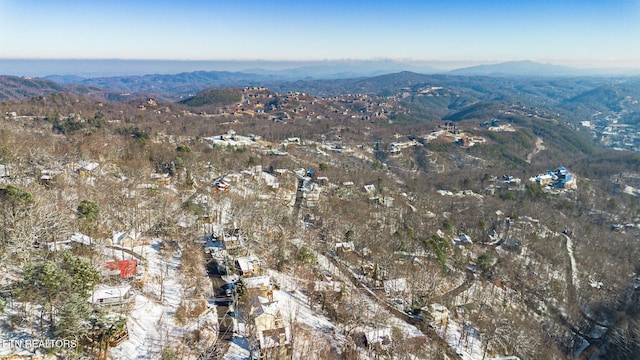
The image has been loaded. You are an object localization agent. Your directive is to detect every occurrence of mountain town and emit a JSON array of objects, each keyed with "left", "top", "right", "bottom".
[{"left": 1, "top": 70, "right": 640, "bottom": 360}]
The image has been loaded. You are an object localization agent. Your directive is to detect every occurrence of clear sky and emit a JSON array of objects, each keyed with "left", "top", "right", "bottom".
[{"left": 1, "top": 0, "right": 639, "bottom": 67}]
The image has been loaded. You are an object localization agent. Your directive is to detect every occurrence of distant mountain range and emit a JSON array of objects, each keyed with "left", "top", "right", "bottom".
[
  {"left": 2, "top": 63, "right": 640, "bottom": 119},
  {"left": 449, "top": 60, "right": 581, "bottom": 77},
  {"left": 3, "top": 59, "right": 640, "bottom": 81},
  {"left": 449, "top": 60, "right": 640, "bottom": 77}
]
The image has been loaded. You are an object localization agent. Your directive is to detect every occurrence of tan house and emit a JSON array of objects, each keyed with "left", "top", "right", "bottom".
[
  {"left": 151, "top": 173, "right": 172, "bottom": 187},
  {"left": 244, "top": 275, "right": 273, "bottom": 299},
  {"left": 250, "top": 297, "right": 291, "bottom": 359}
]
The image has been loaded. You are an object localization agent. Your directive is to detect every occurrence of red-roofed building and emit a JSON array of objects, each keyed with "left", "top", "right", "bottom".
[{"left": 101, "top": 259, "right": 137, "bottom": 278}]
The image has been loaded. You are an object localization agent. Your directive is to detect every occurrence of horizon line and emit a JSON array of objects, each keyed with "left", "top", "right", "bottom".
[{"left": 1, "top": 57, "right": 640, "bottom": 69}]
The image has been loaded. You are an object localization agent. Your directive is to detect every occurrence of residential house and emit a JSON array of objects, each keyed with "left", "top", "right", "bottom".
[
  {"left": 151, "top": 173, "right": 171, "bottom": 187},
  {"left": 364, "top": 184, "right": 376, "bottom": 194},
  {"left": 222, "top": 228, "right": 243, "bottom": 250},
  {"left": 301, "top": 181, "right": 320, "bottom": 201},
  {"left": 213, "top": 177, "right": 230, "bottom": 192},
  {"left": 315, "top": 176, "right": 329, "bottom": 186},
  {"left": 236, "top": 255, "right": 261, "bottom": 276},
  {"left": 250, "top": 297, "right": 291, "bottom": 359},
  {"left": 46, "top": 241, "right": 72, "bottom": 252},
  {"left": 88, "top": 285, "right": 133, "bottom": 306},
  {"left": 112, "top": 230, "right": 141, "bottom": 247},
  {"left": 40, "top": 169, "right": 64, "bottom": 186},
  {"left": 100, "top": 259, "right": 137, "bottom": 279},
  {"left": 45, "top": 232, "right": 93, "bottom": 252},
  {"left": 70, "top": 232, "right": 93, "bottom": 245},
  {"left": 454, "top": 234, "right": 472, "bottom": 245},
  {"left": 313, "top": 280, "right": 343, "bottom": 293},
  {"left": 77, "top": 160, "right": 99, "bottom": 178},
  {"left": 335, "top": 241, "right": 355, "bottom": 255},
  {"left": 244, "top": 275, "right": 273, "bottom": 299}
]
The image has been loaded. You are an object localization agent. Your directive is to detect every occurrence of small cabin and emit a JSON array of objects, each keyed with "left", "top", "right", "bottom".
[{"left": 88, "top": 285, "right": 133, "bottom": 306}]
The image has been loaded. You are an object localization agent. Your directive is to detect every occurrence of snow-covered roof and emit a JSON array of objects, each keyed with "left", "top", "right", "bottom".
[
  {"left": 112, "top": 230, "right": 140, "bottom": 245},
  {"left": 88, "top": 285, "right": 132, "bottom": 304},
  {"left": 335, "top": 241, "right": 355, "bottom": 251},
  {"left": 244, "top": 275, "right": 271, "bottom": 289},
  {"left": 459, "top": 234, "right": 472, "bottom": 244},
  {"left": 254, "top": 300, "right": 280, "bottom": 317},
  {"left": 46, "top": 241, "right": 72, "bottom": 252},
  {"left": 236, "top": 256, "right": 259, "bottom": 273},
  {"left": 78, "top": 160, "right": 99, "bottom": 172},
  {"left": 70, "top": 232, "right": 93, "bottom": 245}
]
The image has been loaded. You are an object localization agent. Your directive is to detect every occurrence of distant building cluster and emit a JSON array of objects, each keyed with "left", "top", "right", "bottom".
[{"left": 529, "top": 166, "right": 577, "bottom": 190}]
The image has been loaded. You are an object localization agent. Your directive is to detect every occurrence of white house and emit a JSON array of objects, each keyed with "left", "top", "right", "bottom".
[
  {"left": 88, "top": 285, "right": 133, "bottom": 306},
  {"left": 236, "top": 256, "right": 261, "bottom": 276}
]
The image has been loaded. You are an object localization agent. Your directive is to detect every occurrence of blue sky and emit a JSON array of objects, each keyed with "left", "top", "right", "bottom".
[{"left": 1, "top": 0, "right": 639, "bottom": 67}]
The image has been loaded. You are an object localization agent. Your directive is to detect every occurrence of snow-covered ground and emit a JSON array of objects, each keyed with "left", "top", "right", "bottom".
[
  {"left": 110, "top": 238, "right": 217, "bottom": 360},
  {"left": 312, "top": 250, "right": 424, "bottom": 341}
]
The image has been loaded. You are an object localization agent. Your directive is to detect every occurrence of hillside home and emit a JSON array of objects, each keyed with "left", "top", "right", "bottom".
[
  {"left": 454, "top": 234, "right": 472, "bottom": 245},
  {"left": 150, "top": 173, "right": 171, "bottom": 187},
  {"left": 88, "top": 285, "right": 133, "bottom": 306},
  {"left": 529, "top": 166, "right": 577, "bottom": 190},
  {"left": 236, "top": 255, "right": 261, "bottom": 276},
  {"left": 45, "top": 232, "right": 93, "bottom": 252},
  {"left": 45, "top": 241, "right": 72, "bottom": 252},
  {"left": 315, "top": 176, "right": 329, "bottom": 186},
  {"left": 100, "top": 259, "right": 137, "bottom": 278},
  {"left": 301, "top": 181, "right": 320, "bottom": 201},
  {"left": 112, "top": 230, "right": 141, "bottom": 247},
  {"left": 335, "top": 241, "right": 355, "bottom": 255},
  {"left": 250, "top": 297, "right": 291, "bottom": 359},
  {"left": 40, "top": 169, "right": 65, "bottom": 186},
  {"left": 314, "top": 280, "right": 343, "bottom": 293},
  {"left": 284, "top": 137, "right": 300, "bottom": 145},
  {"left": 221, "top": 227, "right": 243, "bottom": 250},
  {"left": 77, "top": 160, "right": 99, "bottom": 178},
  {"left": 244, "top": 275, "right": 273, "bottom": 299},
  {"left": 213, "top": 177, "right": 230, "bottom": 192}
]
